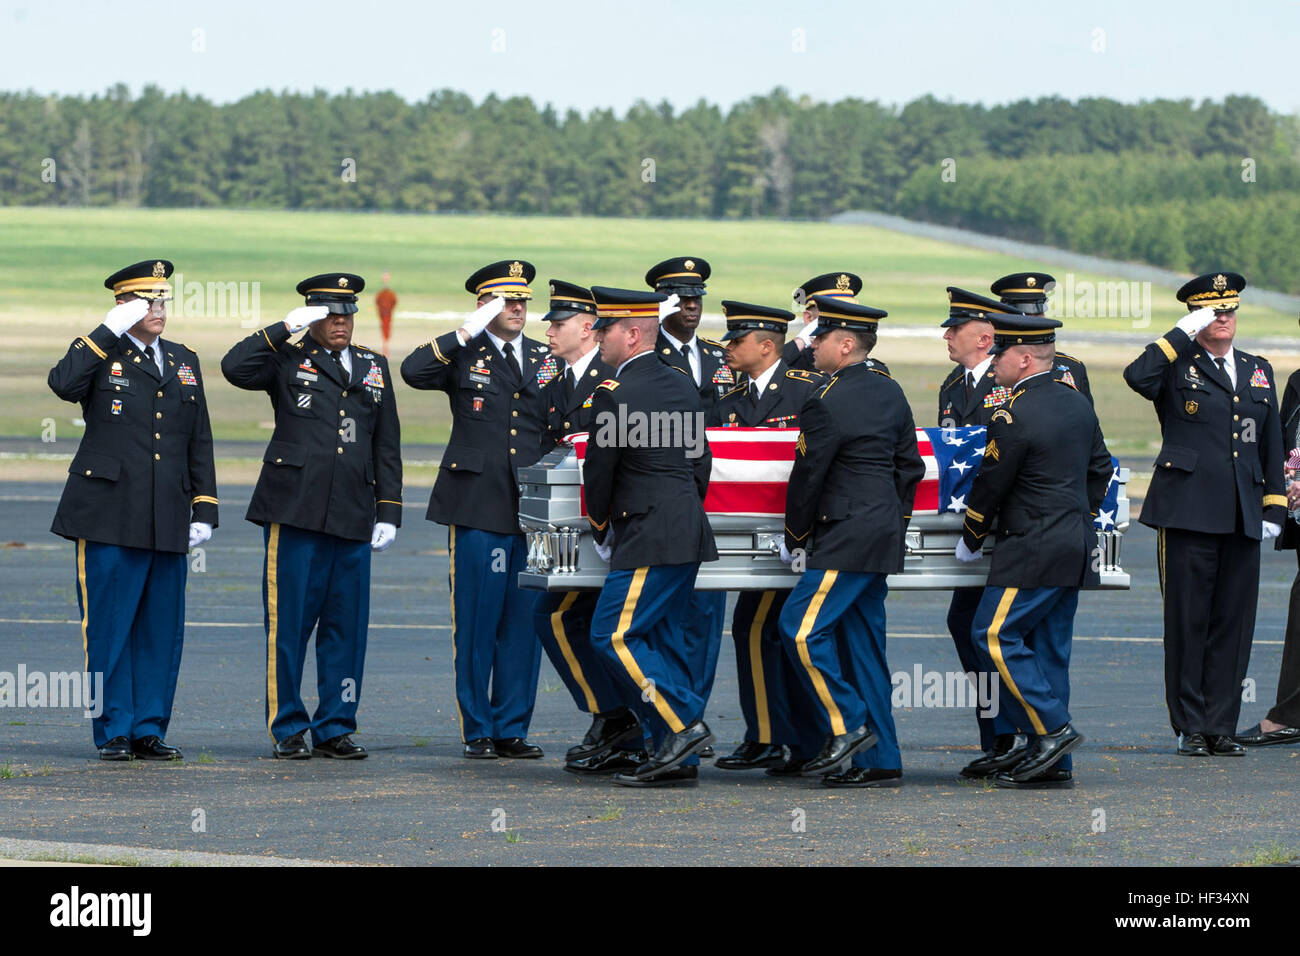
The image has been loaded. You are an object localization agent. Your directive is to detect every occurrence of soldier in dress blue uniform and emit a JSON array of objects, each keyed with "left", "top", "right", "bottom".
[
  {"left": 400, "top": 260, "right": 551, "bottom": 760},
  {"left": 49, "top": 259, "right": 218, "bottom": 760},
  {"left": 706, "top": 301, "right": 826, "bottom": 772},
  {"left": 646, "top": 256, "right": 728, "bottom": 750},
  {"left": 956, "top": 312, "right": 1113, "bottom": 788},
  {"left": 783, "top": 272, "right": 860, "bottom": 373},
  {"left": 777, "top": 298, "right": 926, "bottom": 786},
  {"left": 529, "top": 280, "right": 644, "bottom": 775},
  {"left": 991, "top": 272, "right": 1091, "bottom": 403},
  {"left": 1123, "top": 272, "right": 1285, "bottom": 757},
  {"left": 935, "top": 288, "right": 1033, "bottom": 776},
  {"left": 222, "top": 273, "right": 402, "bottom": 759},
  {"left": 584, "top": 286, "right": 719, "bottom": 787}
]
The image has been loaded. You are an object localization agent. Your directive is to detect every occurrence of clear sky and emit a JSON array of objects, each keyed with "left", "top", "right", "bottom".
[{"left": 2, "top": 0, "right": 1297, "bottom": 115}]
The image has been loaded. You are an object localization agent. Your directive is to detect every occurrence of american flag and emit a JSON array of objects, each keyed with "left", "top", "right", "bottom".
[{"left": 569, "top": 426, "right": 1119, "bottom": 529}]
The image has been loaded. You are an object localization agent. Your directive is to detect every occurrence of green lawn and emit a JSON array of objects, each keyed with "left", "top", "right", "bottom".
[{"left": 2, "top": 207, "right": 1295, "bottom": 459}]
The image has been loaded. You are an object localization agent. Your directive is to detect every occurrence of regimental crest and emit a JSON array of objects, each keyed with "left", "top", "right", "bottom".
[
  {"left": 536, "top": 353, "right": 559, "bottom": 386},
  {"left": 984, "top": 385, "right": 1014, "bottom": 408},
  {"left": 1185, "top": 400, "right": 1199, "bottom": 415},
  {"left": 1213, "top": 273, "right": 1227, "bottom": 291},
  {"left": 1250, "top": 367, "right": 1270, "bottom": 388},
  {"left": 152, "top": 261, "right": 166, "bottom": 278},
  {"left": 836, "top": 273, "right": 851, "bottom": 292},
  {"left": 509, "top": 260, "right": 524, "bottom": 278}
]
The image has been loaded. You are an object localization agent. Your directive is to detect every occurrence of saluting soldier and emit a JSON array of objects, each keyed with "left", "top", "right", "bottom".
[
  {"left": 585, "top": 286, "right": 718, "bottom": 787},
  {"left": 778, "top": 298, "right": 926, "bottom": 786},
  {"left": 49, "top": 259, "right": 217, "bottom": 761},
  {"left": 707, "top": 301, "right": 825, "bottom": 773},
  {"left": 647, "top": 256, "right": 728, "bottom": 746},
  {"left": 956, "top": 312, "right": 1113, "bottom": 788},
  {"left": 936, "top": 287, "right": 1034, "bottom": 775},
  {"left": 991, "top": 272, "right": 1091, "bottom": 403},
  {"left": 221, "top": 273, "right": 402, "bottom": 759},
  {"left": 400, "top": 260, "right": 550, "bottom": 760},
  {"left": 1123, "top": 272, "right": 1285, "bottom": 757},
  {"left": 531, "top": 280, "right": 644, "bottom": 775}
]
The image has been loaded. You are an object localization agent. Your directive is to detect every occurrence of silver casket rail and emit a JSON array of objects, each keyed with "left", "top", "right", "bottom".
[{"left": 517, "top": 443, "right": 1130, "bottom": 591}]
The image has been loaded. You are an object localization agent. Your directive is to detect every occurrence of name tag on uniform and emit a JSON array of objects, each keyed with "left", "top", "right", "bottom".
[
  {"left": 296, "top": 369, "right": 318, "bottom": 383},
  {"left": 470, "top": 371, "right": 492, "bottom": 385}
]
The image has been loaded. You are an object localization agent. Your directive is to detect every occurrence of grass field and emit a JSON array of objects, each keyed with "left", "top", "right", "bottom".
[{"left": 3, "top": 207, "right": 1298, "bottom": 486}]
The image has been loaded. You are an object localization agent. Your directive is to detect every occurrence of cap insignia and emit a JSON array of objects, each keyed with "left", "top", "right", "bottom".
[
  {"left": 152, "top": 261, "right": 166, "bottom": 278},
  {"left": 836, "top": 274, "right": 850, "bottom": 291},
  {"left": 509, "top": 261, "right": 524, "bottom": 278}
]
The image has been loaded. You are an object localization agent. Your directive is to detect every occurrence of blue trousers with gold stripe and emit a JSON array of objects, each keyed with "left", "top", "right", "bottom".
[
  {"left": 262, "top": 524, "right": 370, "bottom": 744},
  {"left": 732, "top": 589, "right": 822, "bottom": 758},
  {"left": 972, "top": 585, "right": 1076, "bottom": 771},
  {"left": 683, "top": 590, "right": 726, "bottom": 707},
  {"left": 590, "top": 564, "right": 704, "bottom": 758},
  {"left": 948, "top": 587, "right": 1001, "bottom": 752},
  {"left": 535, "top": 590, "right": 624, "bottom": 716},
  {"left": 449, "top": 526, "right": 542, "bottom": 743},
  {"left": 778, "top": 569, "right": 900, "bottom": 770},
  {"left": 75, "top": 540, "right": 187, "bottom": 748}
]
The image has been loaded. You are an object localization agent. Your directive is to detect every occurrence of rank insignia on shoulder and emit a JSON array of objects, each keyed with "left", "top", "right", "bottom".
[
  {"left": 786, "top": 369, "right": 818, "bottom": 382},
  {"left": 985, "top": 385, "right": 1014, "bottom": 407},
  {"left": 991, "top": 408, "right": 1013, "bottom": 425},
  {"left": 1250, "top": 367, "right": 1270, "bottom": 388},
  {"left": 597, "top": 379, "right": 620, "bottom": 391}
]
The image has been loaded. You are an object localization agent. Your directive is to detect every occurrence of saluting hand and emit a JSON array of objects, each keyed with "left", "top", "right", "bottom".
[
  {"left": 459, "top": 296, "right": 506, "bottom": 342},
  {"left": 795, "top": 319, "right": 819, "bottom": 349},
  {"left": 658, "top": 293, "right": 681, "bottom": 322},
  {"left": 103, "top": 299, "right": 150, "bottom": 336},
  {"left": 1175, "top": 306, "right": 1217, "bottom": 338},
  {"left": 284, "top": 305, "right": 330, "bottom": 333}
]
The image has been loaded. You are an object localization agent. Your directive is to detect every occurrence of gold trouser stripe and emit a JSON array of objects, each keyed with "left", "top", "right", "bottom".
[
  {"left": 79, "top": 336, "right": 107, "bottom": 359},
  {"left": 265, "top": 524, "right": 280, "bottom": 738},
  {"left": 610, "top": 567, "right": 684, "bottom": 732},
  {"left": 1264, "top": 494, "right": 1287, "bottom": 509},
  {"left": 749, "top": 590, "right": 776, "bottom": 743},
  {"left": 449, "top": 526, "right": 465, "bottom": 740},
  {"left": 793, "top": 570, "right": 846, "bottom": 736},
  {"left": 1156, "top": 336, "right": 1177, "bottom": 363},
  {"left": 77, "top": 539, "right": 89, "bottom": 672},
  {"left": 551, "top": 591, "right": 599, "bottom": 712},
  {"left": 984, "top": 588, "right": 1047, "bottom": 735}
]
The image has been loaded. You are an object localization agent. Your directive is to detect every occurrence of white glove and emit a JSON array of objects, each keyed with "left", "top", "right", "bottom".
[
  {"left": 188, "top": 522, "right": 212, "bottom": 549},
  {"left": 657, "top": 293, "right": 681, "bottom": 322},
  {"left": 284, "top": 305, "right": 330, "bottom": 334},
  {"left": 593, "top": 527, "right": 615, "bottom": 563},
  {"left": 795, "top": 319, "right": 819, "bottom": 348},
  {"left": 955, "top": 540, "right": 982, "bottom": 563},
  {"left": 779, "top": 541, "right": 795, "bottom": 565},
  {"left": 103, "top": 299, "right": 150, "bottom": 336},
  {"left": 1262, "top": 521, "right": 1282, "bottom": 540},
  {"left": 1175, "top": 306, "right": 1217, "bottom": 338},
  {"left": 371, "top": 522, "right": 397, "bottom": 552},
  {"left": 460, "top": 296, "right": 506, "bottom": 340}
]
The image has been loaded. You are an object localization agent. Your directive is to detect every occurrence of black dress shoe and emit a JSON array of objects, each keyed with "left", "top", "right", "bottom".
[
  {"left": 1233, "top": 723, "right": 1300, "bottom": 747},
  {"left": 1206, "top": 734, "right": 1246, "bottom": 756},
  {"left": 993, "top": 766, "right": 1075, "bottom": 789},
  {"left": 715, "top": 742, "right": 790, "bottom": 770},
  {"left": 1177, "top": 733, "right": 1210, "bottom": 757},
  {"left": 98, "top": 736, "right": 132, "bottom": 761},
  {"left": 564, "top": 749, "right": 648, "bottom": 775},
  {"left": 494, "top": 738, "right": 543, "bottom": 759},
  {"left": 629, "top": 721, "right": 713, "bottom": 779},
  {"left": 566, "top": 710, "right": 641, "bottom": 760},
  {"left": 1001, "top": 723, "right": 1082, "bottom": 781},
  {"left": 273, "top": 731, "right": 311, "bottom": 759},
  {"left": 312, "top": 734, "right": 368, "bottom": 759},
  {"left": 959, "top": 733, "right": 1029, "bottom": 779},
  {"left": 699, "top": 745, "right": 715, "bottom": 758},
  {"left": 765, "top": 757, "right": 810, "bottom": 777},
  {"left": 612, "top": 764, "right": 698, "bottom": 788},
  {"left": 463, "top": 737, "right": 497, "bottom": 759},
  {"left": 131, "top": 735, "right": 182, "bottom": 760},
  {"left": 801, "top": 725, "right": 878, "bottom": 776},
  {"left": 822, "top": 767, "right": 903, "bottom": 788}
]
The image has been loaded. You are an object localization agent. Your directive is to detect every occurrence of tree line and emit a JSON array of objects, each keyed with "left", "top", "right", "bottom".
[{"left": 2, "top": 85, "right": 1298, "bottom": 290}]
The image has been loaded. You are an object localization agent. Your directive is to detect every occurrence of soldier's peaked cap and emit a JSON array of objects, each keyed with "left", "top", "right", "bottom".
[
  {"left": 105, "top": 259, "right": 174, "bottom": 300},
  {"left": 466, "top": 260, "right": 535, "bottom": 300},
  {"left": 543, "top": 279, "right": 598, "bottom": 321},
  {"left": 809, "top": 296, "right": 886, "bottom": 334},
  {"left": 943, "top": 286, "right": 1024, "bottom": 328},
  {"left": 590, "top": 286, "right": 666, "bottom": 331},
  {"left": 1177, "top": 271, "right": 1246, "bottom": 312},
  {"left": 795, "top": 272, "right": 862, "bottom": 304},
  {"left": 720, "top": 301, "right": 795, "bottom": 341},
  {"left": 986, "top": 311, "right": 1063, "bottom": 355},
  {"left": 645, "top": 256, "right": 709, "bottom": 296},
  {"left": 991, "top": 272, "right": 1056, "bottom": 316},
  {"left": 296, "top": 272, "right": 365, "bottom": 314}
]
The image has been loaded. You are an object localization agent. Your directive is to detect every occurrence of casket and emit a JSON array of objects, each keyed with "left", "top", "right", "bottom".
[{"left": 517, "top": 427, "right": 1130, "bottom": 591}]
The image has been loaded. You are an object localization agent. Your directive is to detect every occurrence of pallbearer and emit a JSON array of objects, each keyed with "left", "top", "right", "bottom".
[{"left": 991, "top": 272, "right": 1091, "bottom": 402}]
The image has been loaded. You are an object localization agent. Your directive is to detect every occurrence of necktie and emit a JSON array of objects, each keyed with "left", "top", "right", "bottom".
[
  {"left": 503, "top": 341, "right": 520, "bottom": 381},
  {"left": 146, "top": 343, "right": 160, "bottom": 375},
  {"left": 964, "top": 371, "right": 975, "bottom": 402},
  {"left": 330, "top": 350, "right": 345, "bottom": 380},
  {"left": 1215, "top": 356, "right": 1229, "bottom": 387},
  {"left": 748, "top": 382, "right": 759, "bottom": 405},
  {"left": 563, "top": 367, "right": 576, "bottom": 404}
]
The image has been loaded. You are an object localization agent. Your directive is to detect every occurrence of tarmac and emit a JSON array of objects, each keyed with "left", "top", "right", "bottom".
[{"left": 1, "top": 481, "right": 1297, "bottom": 866}]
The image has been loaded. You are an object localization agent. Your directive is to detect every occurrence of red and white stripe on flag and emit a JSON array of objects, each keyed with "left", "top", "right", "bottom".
[{"left": 567, "top": 427, "right": 939, "bottom": 517}]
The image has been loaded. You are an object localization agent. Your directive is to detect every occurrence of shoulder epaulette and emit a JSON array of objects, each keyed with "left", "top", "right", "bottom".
[
  {"left": 868, "top": 366, "right": 893, "bottom": 379},
  {"left": 596, "top": 379, "right": 620, "bottom": 391},
  {"left": 354, "top": 343, "right": 377, "bottom": 355},
  {"left": 1055, "top": 351, "right": 1082, "bottom": 363},
  {"left": 785, "top": 368, "right": 820, "bottom": 383},
  {"left": 669, "top": 365, "right": 690, "bottom": 376},
  {"left": 698, "top": 336, "right": 723, "bottom": 348}
]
